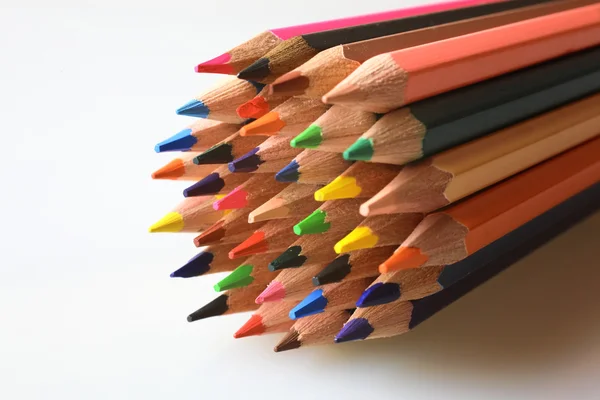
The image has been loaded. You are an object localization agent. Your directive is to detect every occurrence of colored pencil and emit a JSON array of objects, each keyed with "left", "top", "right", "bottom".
[
  {"left": 274, "top": 310, "right": 352, "bottom": 352},
  {"left": 148, "top": 195, "right": 226, "bottom": 233},
  {"left": 151, "top": 153, "right": 217, "bottom": 181},
  {"left": 361, "top": 93, "right": 600, "bottom": 215},
  {"left": 275, "top": 150, "right": 353, "bottom": 184},
  {"left": 248, "top": 184, "right": 321, "bottom": 223},
  {"left": 271, "top": 0, "right": 589, "bottom": 98},
  {"left": 195, "top": 1, "right": 484, "bottom": 74},
  {"left": 176, "top": 77, "right": 264, "bottom": 123},
  {"left": 212, "top": 175, "right": 288, "bottom": 210},
  {"left": 314, "top": 162, "right": 401, "bottom": 201},
  {"left": 193, "top": 208, "right": 268, "bottom": 247},
  {"left": 379, "top": 137, "right": 600, "bottom": 273},
  {"left": 293, "top": 198, "right": 364, "bottom": 235},
  {"left": 228, "top": 136, "right": 303, "bottom": 174},
  {"left": 238, "top": 0, "right": 520, "bottom": 82},
  {"left": 268, "top": 232, "right": 341, "bottom": 271},
  {"left": 229, "top": 218, "right": 298, "bottom": 259},
  {"left": 313, "top": 246, "right": 397, "bottom": 286},
  {"left": 334, "top": 214, "right": 425, "bottom": 253},
  {"left": 239, "top": 97, "right": 329, "bottom": 137},
  {"left": 213, "top": 253, "right": 280, "bottom": 291},
  {"left": 187, "top": 283, "right": 266, "bottom": 322},
  {"left": 234, "top": 300, "right": 300, "bottom": 338},
  {"left": 183, "top": 165, "right": 251, "bottom": 197},
  {"left": 323, "top": 3, "right": 600, "bottom": 113},
  {"left": 290, "top": 106, "right": 379, "bottom": 153},
  {"left": 335, "top": 183, "right": 600, "bottom": 342},
  {"left": 343, "top": 46, "right": 600, "bottom": 164},
  {"left": 192, "top": 131, "right": 265, "bottom": 165},
  {"left": 154, "top": 119, "right": 240, "bottom": 153},
  {"left": 290, "top": 278, "right": 374, "bottom": 319},
  {"left": 236, "top": 86, "right": 290, "bottom": 119},
  {"left": 169, "top": 243, "right": 244, "bottom": 278},
  {"left": 256, "top": 263, "right": 328, "bottom": 303}
]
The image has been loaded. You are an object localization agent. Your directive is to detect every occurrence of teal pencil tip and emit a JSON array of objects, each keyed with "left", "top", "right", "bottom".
[{"left": 343, "top": 138, "right": 374, "bottom": 161}]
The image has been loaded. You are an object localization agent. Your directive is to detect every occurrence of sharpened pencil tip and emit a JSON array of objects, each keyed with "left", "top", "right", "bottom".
[
  {"left": 233, "top": 314, "right": 265, "bottom": 338},
  {"left": 229, "top": 231, "right": 268, "bottom": 259},
  {"left": 315, "top": 176, "right": 362, "bottom": 201},
  {"left": 183, "top": 173, "right": 224, "bottom": 197},
  {"left": 334, "top": 318, "right": 374, "bottom": 343},
  {"left": 291, "top": 125, "right": 322, "bottom": 149},
  {"left": 312, "top": 254, "right": 351, "bottom": 285},
  {"left": 170, "top": 251, "right": 214, "bottom": 278},
  {"left": 229, "top": 147, "right": 262, "bottom": 173},
  {"left": 149, "top": 212, "right": 184, "bottom": 233},
  {"left": 275, "top": 160, "right": 300, "bottom": 182},
  {"left": 213, "top": 187, "right": 248, "bottom": 210},
  {"left": 151, "top": 158, "right": 185, "bottom": 180},
  {"left": 176, "top": 99, "right": 209, "bottom": 118},
  {"left": 214, "top": 264, "right": 254, "bottom": 292},
  {"left": 237, "top": 96, "right": 270, "bottom": 119},
  {"left": 195, "top": 53, "right": 234, "bottom": 74},
  {"left": 255, "top": 281, "right": 285, "bottom": 304},
  {"left": 357, "top": 283, "right": 401, "bottom": 307},
  {"left": 293, "top": 210, "right": 330, "bottom": 235},
  {"left": 238, "top": 57, "right": 270, "bottom": 81},
  {"left": 274, "top": 329, "right": 301, "bottom": 352},
  {"left": 335, "top": 227, "right": 378, "bottom": 253},
  {"left": 187, "top": 294, "right": 229, "bottom": 322},
  {"left": 154, "top": 129, "right": 197, "bottom": 152},
  {"left": 323, "top": 82, "right": 363, "bottom": 106},
  {"left": 240, "top": 111, "right": 285, "bottom": 137},
  {"left": 379, "top": 247, "right": 429, "bottom": 273},
  {"left": 343, "top": 138, "right": 374, "bottom": 161},
  {"left": 193, "top": 143, "right": 234, "bottom": 165},
  {"left": 289, "top": 289, "right": 327, "bottom": 319},
  {"left": 269, "top": 246, "right": 306, "bottom": 271}
]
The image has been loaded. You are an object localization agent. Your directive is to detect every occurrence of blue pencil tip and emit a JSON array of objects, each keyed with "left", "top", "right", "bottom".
[
  {"left": 170, "top": 251, "right": 214, "bottom": 278},
  {"left": 334, "top": 318, "right": 374, "bottom": 343},
  {"left": 176, "top": 99, "right": 209, "bottom": 118},
  {"left": 275, "top": 160, "right": 300, "bottom": 182},
  {"left": 154, "top": 129, "right": 197, "bottom": 152},
  {"left": 289, "top": 289, "right": 327, "bottom": 319},
  {"left": 356, "top": 283, "right": 401, "bottom": 308}
]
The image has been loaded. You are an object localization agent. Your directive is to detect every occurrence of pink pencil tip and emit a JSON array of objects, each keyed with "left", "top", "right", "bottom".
[
  {"left": 255, "top": 281, "right": 285, "bottom": 304},
  {"left": 194, "top": 53, "right": 234, "bottom": 74}
]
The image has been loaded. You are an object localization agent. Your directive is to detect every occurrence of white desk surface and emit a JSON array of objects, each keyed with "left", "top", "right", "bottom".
[{"left": 1, "top": 1, "right": 599, "bottom": 398}]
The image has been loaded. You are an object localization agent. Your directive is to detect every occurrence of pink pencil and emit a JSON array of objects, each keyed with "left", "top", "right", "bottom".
[{"left": 195, "top": 0, "right": 503, "bottom": 75}]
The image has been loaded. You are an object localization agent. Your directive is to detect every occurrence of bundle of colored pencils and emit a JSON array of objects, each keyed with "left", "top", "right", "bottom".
[{"left": 150, "top": 0, "right": 600, "bottom": 352}]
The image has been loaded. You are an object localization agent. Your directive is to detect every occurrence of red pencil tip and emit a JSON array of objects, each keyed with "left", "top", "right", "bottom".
[
  {"left": 151, "top": 159, "right": 185, "bottom": 180},
  {"left": 193, "top": 220, "right": 225, "bottom": 247},
  {"left": 229, "top": 231, "right": 268, "bottom": 259},
  {"left": 213, "top": 187, "right": 249, "bottom": 210},
  {"left": 379, "top": 247, "right": 429, "bottom": 273},
  {"left": 233, "top": 314, "right": 265, "bottom": 338},
  {"left": 237, "top": 96, "right": 269, "bottom": 119},
  {"left": 255, "top": 281, "right": 285, "bottom": 304}
]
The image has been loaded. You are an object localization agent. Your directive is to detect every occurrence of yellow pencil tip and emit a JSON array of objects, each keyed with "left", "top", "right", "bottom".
[
  {"left": 334, "top": 227, "right": 378, "bottom": 253},
  {"left": 148, "top": 212, "right": 185, "bottom": 233},
  {"left": 314, "top": 176, "right": 361, "bottom": 201}
]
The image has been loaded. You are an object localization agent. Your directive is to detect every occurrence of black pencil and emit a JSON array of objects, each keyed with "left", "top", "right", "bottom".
[{"left": 237, "top": 0, "right": 554, "bottom": 83}]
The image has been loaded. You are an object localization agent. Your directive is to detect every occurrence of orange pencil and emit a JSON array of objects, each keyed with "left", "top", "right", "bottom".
[
  {"left": 234, "top": 300, "right": 300, "bottom": 338},
  {"left": 151, "top": 153, "right": 217, "bottom": 181},
  {"left": 229, "top": 218, "right": 298, "bottom": 259},
  {"left": 380, "top": 137, "right": 600, "bottom": 273},
  {"left": 236, "top": 86, "right": 290, "bottom": 119},
  {"left": 323, "top": 3, "right": 600, "bottom": 113}
]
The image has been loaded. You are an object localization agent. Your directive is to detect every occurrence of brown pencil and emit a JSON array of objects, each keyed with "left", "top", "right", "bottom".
[
  {"left": 361, "top": 93, "right": 600, "bottom": 215},
  {"left": 193, "top": 208, "right": 268, "bottom": 247},
  {"left": 274, "top": 310, "right": 352, "bottom": 352}
]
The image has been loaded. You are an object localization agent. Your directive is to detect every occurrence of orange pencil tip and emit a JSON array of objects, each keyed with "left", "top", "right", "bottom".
[
  {"left": 379, "top": 247, "right": 429, "bottom": 273},
  {"left": 237, "top": 96, "right": 269, "bottom": 119},
  {"left": 228, "top": 231, "right": 268, "bottom": 259},
  {"left": 233, "top": 314, "right": 265, "bottom": 338},
  {"left": 239, "top": 112, "right": 285, "bottom": 137},
  {"left": 151, "top": 158, "right": 184, "bottom": 180}
]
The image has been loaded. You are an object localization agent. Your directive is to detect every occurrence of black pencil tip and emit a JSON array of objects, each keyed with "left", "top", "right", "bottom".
[
  {"left": 313, "top": 254, "right": 351, "bottom": 285},
  {"left": 269, "top": 246, "right": 306, "bottom": 271},
  {"left": 187, "top": 294, "right": 229, "bottom": 322},
  {"left": 193, "top": 143, "right": 234, "bottom": 165},
  {"left": 238, "top": 58, "right": 270, "bottom": 81}
]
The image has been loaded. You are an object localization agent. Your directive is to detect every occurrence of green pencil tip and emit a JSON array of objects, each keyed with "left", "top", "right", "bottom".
[
  {"left": 291, "top": 125, "right": 322, "bottom": 149},
  {"left": 343, "top": 138, "right": 374, "bottom": 161},
  {"left": 293, "top": 210, "right": 330, "bottom": 235},
  {"left": 213, "top": 264, "right": 254, "bottom": 291}
]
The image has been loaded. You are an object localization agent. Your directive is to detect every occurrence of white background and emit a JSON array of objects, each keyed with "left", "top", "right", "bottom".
[{"left": 1, "top": 1, "right": 599, "bottom": 399}]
